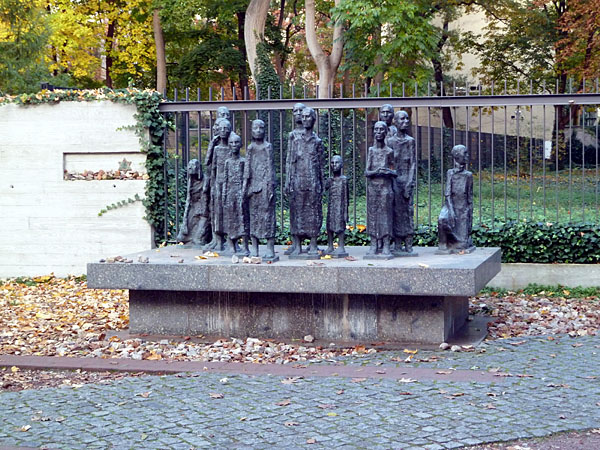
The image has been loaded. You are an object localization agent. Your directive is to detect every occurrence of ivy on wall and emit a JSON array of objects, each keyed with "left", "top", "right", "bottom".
[{"left": 0, "top": 88, "right": 172, "bottom": 238}]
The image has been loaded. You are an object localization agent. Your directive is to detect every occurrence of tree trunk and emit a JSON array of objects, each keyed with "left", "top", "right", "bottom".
[
  {"left": 305, "top": 0, "right": 343, "bottom": 98},
  {"left": 105, "top": 20, "right": 116, "bottom": 88},
  {"left": 244, "top": 0, "right": 271, "bottom": 82},
  {"left": 153, "top": 9, "right": 167, "bottom": 94},
  {"left": 236, "top": 11, "right": 249, "bottom": 97},
  {"left": 432, "top": 17, "right": 453, "bottom": 128}
]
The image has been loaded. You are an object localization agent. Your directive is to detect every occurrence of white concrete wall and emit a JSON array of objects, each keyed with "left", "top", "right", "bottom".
[
  {"left": 488, "top": 263, "right": 600, "bottom": 290},
  {"left": 0, "top": 101, "right": 152, "bottom": 277}
]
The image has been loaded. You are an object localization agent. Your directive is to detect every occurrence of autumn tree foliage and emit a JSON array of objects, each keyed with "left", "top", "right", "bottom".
[{"left": 556, "top": 0, "right": 600, "bottom": 80}]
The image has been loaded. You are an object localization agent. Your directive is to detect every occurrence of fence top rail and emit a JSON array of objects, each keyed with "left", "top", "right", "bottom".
[{"left": 158, "top": 93, "right": 600, "bottom": 113}]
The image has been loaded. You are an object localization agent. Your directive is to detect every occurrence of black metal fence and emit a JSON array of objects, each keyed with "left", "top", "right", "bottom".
[{"left": 157, "top": 84, "right": 600, "bottom": 243}]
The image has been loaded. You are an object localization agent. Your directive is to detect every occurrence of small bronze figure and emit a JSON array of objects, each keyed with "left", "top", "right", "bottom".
[
  {"left": 284, "top": 102, "right": 306, "bottom": 256},
  {"left": 389, "top": 110, "right": 417, "bottom": 256},
  {"left": 379, "top": 104, "right": 397, "bottom": 142},
  {"left": 437, "top": 145, "right": 476, "bottom": 254},
  {"left": 176, "top": 159, "right": 211, "bottom": 247},
  {"left": 204, "top": 118, "right": 231, "bottom": 252},
  {"left": 285, "top": 107, "right": 324, "bottom": 258},
  {"left": 325, "top": 155, "right": 349, "bottom": 257},
  {"left": 243, "top": 119, "right": 278, "bottom": 261},
  {"left": 365, "top": 121, "right": 397, "bottom": 259},
  {"left": 223, "top": 132, "right": 249, "bottom": 256}
]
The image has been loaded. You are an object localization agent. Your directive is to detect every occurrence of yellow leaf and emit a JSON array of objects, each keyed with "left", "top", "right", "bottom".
[
  {"left": 327, "top": 412, "right": 338, "bottom": 417},
  {"left": 146, "top": 352, "right": 162, "bottom": 361},
  {"left": 195, "top": 255, "right": 208, "bottom": 260},
  {"left": 36, "top": 312, "right": 52, "bottom": 320},
  {"left": 18, "top": 425, "right": 31, "bottom": 432},
  {"left": 321, "top": 255, "right": 332, "bottom": 259},
  {"left": 11, "top": 366, "right": 19, "bottom": 373},
  {"left": 403, "top": 349, "right": 418, "bottom": 354}
]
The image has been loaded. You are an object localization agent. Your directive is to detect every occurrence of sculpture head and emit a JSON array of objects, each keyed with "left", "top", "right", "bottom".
[
  {"left": 379, "top": 104, "right": 394, "bottom": 126},
  {"left": 301, "top": 107, "right": 316, "bottom": 130},
  {"left": 394, "top": 110, "right": 410, "bottom": 132},
  {"left": 293, "top": 103, "right": 306, "bottom": 126},
  {"left": 251, "top": 119, "right": 265, "bottom": 140},
  {"left": 216, "top": 118, "right": 232, "bottom": 140},
  {"left": 331, "top": 155, "right": 343, "bottom": 175},
  {"left": 228, "top": 132, "right": 242, "bottom": 156},
  {"left": 216, "top": 106, "right": 230, "bottom": 120},
  {"left": 451, "top": 145, "right": 468, "bottom": 170},
  {"left": 373, "top": 121, "right": 388, "bottom": 143},
  {"left": 187, "top": 159, "right": 202, "bottom": 179}
]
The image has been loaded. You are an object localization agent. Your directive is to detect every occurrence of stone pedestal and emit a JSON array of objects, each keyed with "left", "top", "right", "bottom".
[
  {"left": 129, "top": 290, "right": 468, "bottom": 343},
  {"left": 88, "top": 246, "right": 501, "bottom": 345}
]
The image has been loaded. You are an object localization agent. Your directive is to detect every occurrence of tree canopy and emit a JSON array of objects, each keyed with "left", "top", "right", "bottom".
[{"left": 0, "top": 0, "right": 597, "bottom": 95}]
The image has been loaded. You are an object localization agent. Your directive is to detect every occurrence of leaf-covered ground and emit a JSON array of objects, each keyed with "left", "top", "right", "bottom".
[{"left": 1, "top": 276, "right": 599, "bottom": 367}]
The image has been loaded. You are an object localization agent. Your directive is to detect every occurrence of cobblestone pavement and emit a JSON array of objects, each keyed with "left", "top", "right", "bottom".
[{"left": 1, "top": 334, "right": 599, "bottom": 449}]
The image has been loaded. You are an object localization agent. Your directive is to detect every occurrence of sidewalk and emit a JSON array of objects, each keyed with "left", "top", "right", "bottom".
[{"left": 1, "top": 334, "right": 599, "bottom": 449}]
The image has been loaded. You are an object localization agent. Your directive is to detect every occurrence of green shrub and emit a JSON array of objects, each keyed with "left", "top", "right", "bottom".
[{"left": 276, "top": 220, "right": 600, "bottom": 263}]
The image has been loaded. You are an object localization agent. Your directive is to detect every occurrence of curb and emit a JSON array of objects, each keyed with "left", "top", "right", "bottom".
[{"left": 0, "top": 354, "right": 501, "bottom": 383}]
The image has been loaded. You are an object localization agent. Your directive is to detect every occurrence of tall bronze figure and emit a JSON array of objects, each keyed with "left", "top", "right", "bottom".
[
  {"left": 284, "top": 102, "right": 306, "bottom": 256},
  {"left": 176, "top": 159, "right": 210, "bottom": 247},
  {"left": 204, "top": 118, "right": 231, "bottom": 251},
  {"left": 365, "top": 121, "right": 397, "bottom": 259},
  {"left": 243, "top": 119, "right": 278, "bottom": 261},
  {"left": 389, "top": 110, "right": 417, "bottom": 256},
  {"left": 285, "top": 107, "right": 324, "bottom": 258},
  {"left": 437, "top": 145, "right": 475, "bottom": 254},
  {"left": 325, "top": 155, "right": 349, "bottom": 257},
  {"left": 223, "top": 132, "right": 249, "bottom": 255}
]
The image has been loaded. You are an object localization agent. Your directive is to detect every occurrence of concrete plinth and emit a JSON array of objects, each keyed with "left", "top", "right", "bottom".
[
  {"left": 129, "top": 291, "right": 468, "bottom": 343},
  {"left": 88, "top": 246, "right": 501, "bottom": 344}
]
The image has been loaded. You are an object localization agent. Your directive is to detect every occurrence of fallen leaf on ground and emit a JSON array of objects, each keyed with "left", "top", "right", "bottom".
[
  {"left": 209, "top": 393, "right": 224, "bottom": 399},
  {"left": 398, "top": 378, "right": 417, "bottom": 383},
  {"left": 275, "top": 399, "right": 291, "bottom": 406}
]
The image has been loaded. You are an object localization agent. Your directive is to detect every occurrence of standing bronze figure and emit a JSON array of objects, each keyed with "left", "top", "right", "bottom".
[
  {"left": 285, "top": 107, "right": 324, "bottom": 258},
  {"left": 223, "top": 132, "right": 249, "bottom": 255},
  {"left": 389, "top": 110, "right": 417, "bottom": 256},
  {"left": 365, "top": 121, "right": 397, "bottom": 259},
  {"left": 284, "top": 102, "right": 306, "bottom": 256},
  {"left": 325, "top": 155, "right": 349, "bottom": 257},
  {"left": 176, "top": 159, "right": 210, "bottom": 247},
  {"left": 204, "top": 118, "right": 231, "bottom": 251},
  {"left": 437, "top": 145, "right": 475, "bottom": 254},
  {"left": 243, "top": 119, "right": 278, "bottom": 261}
]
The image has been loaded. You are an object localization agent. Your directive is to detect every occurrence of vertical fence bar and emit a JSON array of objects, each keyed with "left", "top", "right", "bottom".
[
  {"left": 529, "top": 103, "right": 534, "bottom": 220},
  {"left": 352, "top": 84, "right": 357, "bottom": 227},
  {"left": 516, "top": 105, "right": 521, "bottom": 220},
  {"left": 414, "top": 107, "right": 419, "bottom": 227},
  {"left": 197, "top": 89, "right": 202, "bottom": 161},
  {"left": 596, "top": 103, "right": 599, "bottom": 222},
  {"left": 365, "top": 101, "right": 369, "bottom": 223},
  {"left": 440, "top": 107, "right": 444, "bottom": 207},
  {"left": 555, "top": 105, "right": 560, "bottom": 223},
  {"left": 582, "top": 104, "right": 586, "bottom": 222},
  {"left": 542, "top": 105, "right": 546, "bottom": 218},
  {"left": 427, "top": 106, "right": 432, "bottom": 225},
  {"left": 162, "top": 122, "right": 169, "bottom": 242},
  {"left": 173, "top": 88, "right": 180, "bottom": 241},
  {"left": 568, "top": 104, "right": 573, "bottom": 222},
  {"left": 491, "top": 105, "right": 495, "bottom": 228},
  {"left": 478, "top": 106, "right": 482, "bottom": 224},
  {"left": 504, "top": 103, "right": 508, "bottom": 221},
  {"left": 279, "top": 85, "right": 285, "bottom": 229}
]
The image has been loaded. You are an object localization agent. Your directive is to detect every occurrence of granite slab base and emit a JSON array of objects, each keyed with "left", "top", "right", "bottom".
[
  {"left": 88, "top": 246, "right": 501, "bottom": 345},
  {"left": 129, "top": 291, "right": 468, "bottom": 344}
]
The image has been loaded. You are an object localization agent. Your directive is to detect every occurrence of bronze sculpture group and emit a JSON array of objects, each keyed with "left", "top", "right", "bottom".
[{"left": 178, "top": 104, "right": 475, "bottom": 260}]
